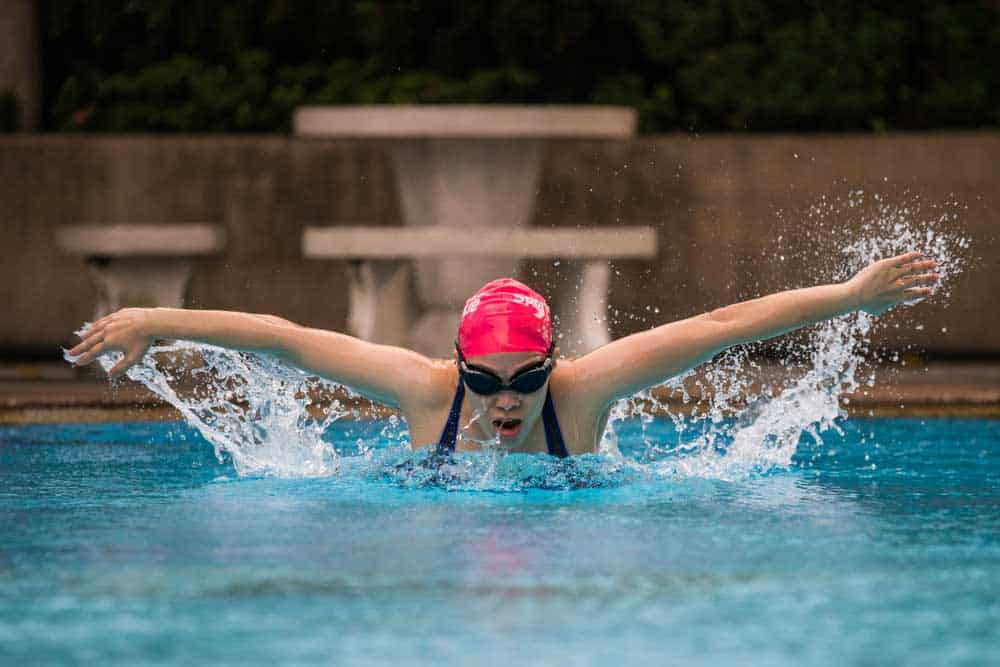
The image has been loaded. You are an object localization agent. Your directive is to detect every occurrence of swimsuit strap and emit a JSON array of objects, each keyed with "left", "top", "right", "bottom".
[
  {"left": 434, "top": 381, "right": 568, "bottom": 459},
  {"left": 542, "top": 390, "right": 569, "bottom": 459},
  {"left": 434, "top": 377, "right": 465, "bottom": 456}
]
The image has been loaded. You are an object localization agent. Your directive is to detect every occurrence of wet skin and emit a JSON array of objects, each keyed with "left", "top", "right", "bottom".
[
  {"left": 400, "top": 350, "right": 612, "bottom": 456},
  {"left": 458, "top": 351, "right": 549, "bottom": 446},
  {"left": 67, "top": 253, "right": 939, "bottom": 457}
]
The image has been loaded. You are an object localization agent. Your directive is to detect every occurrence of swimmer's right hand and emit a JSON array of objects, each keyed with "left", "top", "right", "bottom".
[{"left": 67, "top": 308, "right": 156, "bottom": 379}]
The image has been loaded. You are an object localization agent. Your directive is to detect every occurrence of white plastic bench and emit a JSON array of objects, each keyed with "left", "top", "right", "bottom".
[
  {"left": 56, "top": 224, "right": 225, "bottom": 320},
  {"left": 303, "top": 226, "right": 657, "bottom": 356}
]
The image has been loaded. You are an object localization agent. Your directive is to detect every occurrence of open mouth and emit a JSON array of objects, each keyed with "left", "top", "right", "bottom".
[{"left": 492, "top": 418, "right": 522, "bottom": 438}]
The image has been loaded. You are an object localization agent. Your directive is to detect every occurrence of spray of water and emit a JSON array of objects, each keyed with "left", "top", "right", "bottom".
[
  {"left": 606, "top": 192, "right": 968, "bottom": 482},
  {"left": 70, "top": 341, "right": 350, "bottom": 478},
  {"left": 65, "top": 194, "right": 967, "bottom": 489}
]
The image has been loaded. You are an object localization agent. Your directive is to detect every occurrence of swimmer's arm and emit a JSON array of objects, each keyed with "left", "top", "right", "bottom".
[
  {"left": 574, "top": 252, "right": 938, "bottom": 407},
  {"left": 251, "top": 314, "right": 302, "bottom": 328},
  {"left": 67, "top": 308, "right": 437, "bottom": 409}
]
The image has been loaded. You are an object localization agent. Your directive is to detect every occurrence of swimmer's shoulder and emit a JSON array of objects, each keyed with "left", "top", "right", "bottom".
[
  {"left": 398, "top": 355, "right": 459, "bottom": 411},
  {"left": 393, "top": 357, "right": 459, "bottom": 450},
  {"left": 550, "top": 358, "right": 611, "bottom": 455},
  {"left": 550, "top": 357, "right": 589, "bottom": 397},
  {"left": 550, "top": 357, "right": 606, "bottom": 411}
]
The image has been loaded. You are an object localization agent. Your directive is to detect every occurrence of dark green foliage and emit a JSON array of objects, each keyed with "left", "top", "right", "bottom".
[
  {"left": 43, "top": 0, "right": 1000, "bottom": 132},
  {"left": 0, "top": 90, "right": 18, "bottom": 132}
]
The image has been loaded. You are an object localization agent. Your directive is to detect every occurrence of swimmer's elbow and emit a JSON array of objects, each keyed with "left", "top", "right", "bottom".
[
  {"left": 256, "top": 314, "right": 302, "bottom": 328},
  {"left": 705, "top": 305, "right": 739, "bottom": 325},
  {"left": 265, "top": 326, "right": 313, "bottom": 365},
  {"left": 273, "top": 316, "right": 302, "bottom": 328},
  {"left": 700, "top": 307, "right": 749, "bottom": 348}
]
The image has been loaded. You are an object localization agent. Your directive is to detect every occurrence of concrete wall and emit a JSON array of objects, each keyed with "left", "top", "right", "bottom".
[{"left": 1, "top": 133, "right": 997, "bottom": 357}]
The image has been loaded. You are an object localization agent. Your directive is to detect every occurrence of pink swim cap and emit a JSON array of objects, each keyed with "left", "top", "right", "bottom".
[{"left": 458, "top": 279, "right": 552, "bottom": 356}]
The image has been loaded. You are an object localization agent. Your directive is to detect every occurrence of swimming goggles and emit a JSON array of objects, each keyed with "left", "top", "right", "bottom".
[{"left": 456, "top": 342, "right": 554, "bottom": 395}]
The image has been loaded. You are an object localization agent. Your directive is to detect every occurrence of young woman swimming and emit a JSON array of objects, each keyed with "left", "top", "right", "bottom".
[{"left": 68, "top": 251, "right": 938, "bottom": 457}]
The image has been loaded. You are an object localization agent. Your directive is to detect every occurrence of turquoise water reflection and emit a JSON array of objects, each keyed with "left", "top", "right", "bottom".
[{"left": 1, "top": 418, "right": 998, "bottom": 665}]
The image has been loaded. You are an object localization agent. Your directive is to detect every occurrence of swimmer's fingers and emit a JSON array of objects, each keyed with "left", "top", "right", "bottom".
[
  {"left": 901, "top": 272, "right": 940, "bottom": 287},
  {"left": 887, "top": 274, "right": 938, "bottom": 300},
  {"left": 78, "top": 316, "right": 110, "bottom": 336},
  {"left": 73, "top": 323, "right": 133, "bottom": 364},
  {"left": 895, "top": 258, "right": 937, "bottom": 277},
  {"left": 77, "top": 310, "right": 129, "bottom": 339},
  {"left": 902, "top": 287, "right": 934, "bottom": 298},
  {"left": 74, "top": 318, "right": 110, "bottom": 341},
  {"left": 69, "top": 318, "right": 121, "bottom": 355},
  {"left": 72, "top": 340, "right": 108, "bottom": 367},
  {"left": 68, "top": 327, "right": 106, "bottom": 357},
  {"left": 890, "top": 251, "right": 925, "bottom": 267}
]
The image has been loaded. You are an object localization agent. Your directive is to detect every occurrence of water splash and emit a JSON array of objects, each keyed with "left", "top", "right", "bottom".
[
  {"left": 67, "top": 340, "right": 353, "bottom": 478},
  {"left": 65, "top": 194, "right": 967, "bottom": 489},
  {"left": 605, "top": 192, "right": 968, "bottom": 481}
]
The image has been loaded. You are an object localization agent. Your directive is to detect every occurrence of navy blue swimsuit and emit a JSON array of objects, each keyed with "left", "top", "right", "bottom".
[{"left": 434, "top": 379, "right": 569, "bottom": 458}]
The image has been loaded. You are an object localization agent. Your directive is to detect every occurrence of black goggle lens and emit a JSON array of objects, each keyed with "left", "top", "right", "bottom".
[{"left": 460, "top": 362, "right": 551, "bottom": 395}]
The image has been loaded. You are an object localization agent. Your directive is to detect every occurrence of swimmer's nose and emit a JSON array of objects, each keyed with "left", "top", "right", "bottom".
[{"left": 494, "top": 391, "right": 521, "bottom": 410}]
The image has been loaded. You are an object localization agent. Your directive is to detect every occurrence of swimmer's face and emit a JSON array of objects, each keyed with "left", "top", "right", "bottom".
[{"left": 460, "top": 350, "right": 553, "bottom": 446}]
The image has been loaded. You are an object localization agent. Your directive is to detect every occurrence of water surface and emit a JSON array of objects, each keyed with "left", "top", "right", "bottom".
[{"left": 1, "top": 418, "right": 997, "bottom": 665}]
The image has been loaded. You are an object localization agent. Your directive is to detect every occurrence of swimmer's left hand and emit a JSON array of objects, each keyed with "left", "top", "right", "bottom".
[{"left": 846, "top": 251, "right": 939, "bottom": 316}]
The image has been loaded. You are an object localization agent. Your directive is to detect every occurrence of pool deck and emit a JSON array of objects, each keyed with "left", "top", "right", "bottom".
[{"left": 1, "top": 360, "right": 998, "bottom": 424}]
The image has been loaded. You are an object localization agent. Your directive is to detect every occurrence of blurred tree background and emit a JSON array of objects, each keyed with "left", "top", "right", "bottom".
[{"left": 43, "top": 0, "right": 1000, "bottom": 133}]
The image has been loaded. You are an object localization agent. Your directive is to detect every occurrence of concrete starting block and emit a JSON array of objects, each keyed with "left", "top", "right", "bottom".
[
  {"left": 56, "top": 224, "right": 225, "bottom": 320},
  {"left": 303, "top": 226, "right": 657, "bottom": 357}
]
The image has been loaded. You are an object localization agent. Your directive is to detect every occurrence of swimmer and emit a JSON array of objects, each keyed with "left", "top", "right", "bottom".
[{"left": 68, "top": 252, "right": 938, "bottom": 456}]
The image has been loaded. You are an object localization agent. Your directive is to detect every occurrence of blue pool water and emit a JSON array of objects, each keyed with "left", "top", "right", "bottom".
[{"left": 1, "top": 417, "right": 998, "bottom": 665}]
